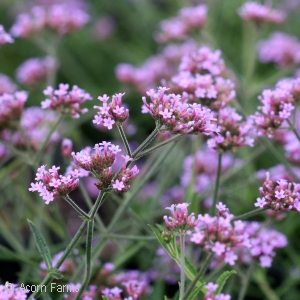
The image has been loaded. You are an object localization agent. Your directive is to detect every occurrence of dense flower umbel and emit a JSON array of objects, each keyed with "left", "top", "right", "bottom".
[
  {"left": 71, "top": 142, "right": 139, "bottom": 193},
  {"left": 0, "top": 91, "right": 28, "bottom": 132},
  {"left": 93, "top": 93, "right": 129, "bottom": 130},
  {"left": 164, "top": 203, "right": 200, "bottom": 233},
  {"left": 208, "top": 107, "right": 254, "bottom": 152},
  {"left": 102, "top": 287, "right": 123, "bottom": 300},
  {"left": 250, "top": 88, "right": 295, "bottom": 138},
  {"left": 0, "top": 24, "right": 14, "bottom": 45},
  {"left": 204, "top": 282, "right": 231, "bottom": 300},
  {"left": 238, "top": 1, "right": 285, "bottom": 24},
  {"left": 154, "top": 5, "right": 207, "bottom": 44},
  {"left": 189, "top": 203, "right": 251, "bottom": 266},
  {"left": 142, "top": 87, "right": 218, "bottom": 135},
  {"left": 0, "top": 73, "right": 17, "bottom": 95},
  {"left": 254, "top": 172, "right": 300, "bottom": 212},
  {"left": 0, "top": 283, "right": 30, "bottom": 299},
  {"left": 29, "top": 165, "right": 80, "bottom": 204},
  {"left": 122, "top": 280, "right": 149, "bottom": 300},
  {"left": 42, "top": 84, "right": 92, "bottom": 118},
  {"left": 10, "top": 4, "right": 89, "bottom": 38},
  {"left": 16, "top": 56, "right": 58, "bottom": 87},
  {"left": 257, "top": 32, "right": 300, "bottom": 67}
]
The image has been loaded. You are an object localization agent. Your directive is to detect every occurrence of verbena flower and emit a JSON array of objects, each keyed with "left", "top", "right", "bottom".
[
  {"left": 238, "top": 2, "right": 285, "bottom": 24},
  {"left": 0, "top": 24, "right": 14, "bottom": 45},
  {"left": 102, "top": 287, "right": 123, "bottom": 300},
  {"left": 0, "top": 283, "right": 30, "bottom": 299},
  {"left": 204, "top": 282, "right": 231, "bottom": 300},
  {"left": 257, "top": 32, "right": 300, "bottom": 67},
  {"left": 142, "top": 86, "right": 218, "bottom": 135},
  {"left": 42, "top": 83, "right": 92, "bottom": 118},
  {"left": 29, "top": 165, "right": 80, "bottom": 204},
  {"left": 163, "top": 202, "right": 200, "bottom": 233},
  {"left": 0, "top": 73, "right": 17, "bottom": 95},
  {"left": 255, "top": 172, "right": 300, "bottom": 212},
  {"left": 16, "top": 56, "right": 58, "bottom": 87},
  {"left": 93, "top": 93, "right": 129, "bottom": 130},
  {"left": 154, "top": 5, "right": 207, "bottom": 44}
]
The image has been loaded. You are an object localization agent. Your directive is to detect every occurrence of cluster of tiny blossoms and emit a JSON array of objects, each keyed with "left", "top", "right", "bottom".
[
  {"left": 93, "top": 93, "right": 129, "bottom": 130},
  {"left": 0, "top": 24, "right": 14, "bottom": 45},
  {"left": 189, "top": 203, "right": 251, "bottom": 266},
  {"left": 208, "top": 107, "right": 254, "bottom": 152},
  {"left": 142, "top": 87, "right": 218, "bottom": 135},
  {"left": 257, "top": 32, "right": 300, "bottom": 67},
  {"left": 16, "top": 56, "right": 58, "bottom": 87},
  {"left": 71, "top": 142, "right": 139, "bottom": 193},
  {"left": 154, "top": 4, "right": 207, "bottom": 44},
  {"left": 42, "top": 84, "right": 92, "bottom": 118},
  {"left": 255, "top": 172, "right": 300, "bottom": 212},
  {"left": 10, "top": 4, "right": 89, "bottom": 37},
  {"left": 237, "top": 1, "right": 285, "bottom": 24},
  {"left": 29, "top": 165, "right": 80, "bottom": 204},
  {"left": 0, "top": 73, "right": 17, "bottom": 95},
  {"left": 0, "top": 283, "right": 31, "bottom": 300},
  {"left": 163, "top": 203, "right": 200, "bottom": 233},
  {"left": 204, "top": 282, "right": 231, "bottom": 300}
]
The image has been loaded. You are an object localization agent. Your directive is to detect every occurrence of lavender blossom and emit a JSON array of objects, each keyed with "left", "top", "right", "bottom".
[
  {"left": 0, "top": 24, "right": 14, "bottom": 45},
  {"left": 0, "top": 74, "right": 17, "bottom": 95}
]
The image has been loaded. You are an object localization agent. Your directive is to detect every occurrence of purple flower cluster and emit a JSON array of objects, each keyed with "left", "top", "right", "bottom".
[
  {"left": 102, "top": 287, "right": 123, "bottom": 300},
  {"left": 42, "top": 84, "right": 92, "bottom": 118},
  {"left": 0, "top": 91, "right": 28, "bottom": 132},
  {"left": 93, "top": 93, "right": 129, "bottom": 130},
  {"left": 10, "top": 4, "right": 89, "bottom": 38},
  {"left": 16, "top": 56, "right": 58, "bottom": 87},
  {"left": 238, "top": 1, "right": 285, "bottom": 24},
  {"left": 189, "top": 202, "right": 251, "bottom": 266},
  {"left": 154, "top": 5, "right": 207, "bottom": 43},
  {"left": 255, "top": 172, "right": 300, "bottom": 212},
  {"left": 142, "top": 87, "right": 218, "bottom": 135},
  {"left": 0, "top": 283, "right": 30, "bottom": 300},
  {"left": 0, "top": 73, "right": 17, "bottom": 95},
  {"left": 29, "top": 165, "right": 80, "bottom": 204},
  {"left": 208, "top": 107, "right": 254, "bottom": 152},
  {"left": 0, "top": 24, "right": 14, "bottom": 45},
  {"left": 163, "top": 203, "right": 200, "bottom": 233},
  {"left": 71, "top": 142, "right": 139, "bottom": 193},
  {"left": 257, "top": 32, "right": 300, "bottom": 67},
  {"left": 204, "top": 282, "right": 231, "bottom": 300}
]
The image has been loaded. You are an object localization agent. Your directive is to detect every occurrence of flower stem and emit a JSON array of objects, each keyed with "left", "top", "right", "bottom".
[
  {"left": 210, "top": 153, "right": 222, "bottom": 215},
  {"left": 287, "top": 118, "right": 300, "bottom": 143},
  {"left": 74, "top": 219, "right": 94, "bottom": 300},
  {"left": 63, "top": 195, "right": 90, "bottom": 220},
  {"left": 231, "top": 208, "right": 266, "bottom": 221},
  {"left": 183, "top": 252, "right": 214, "bottom": 299},
  {"left": 117, "top": 123, "right": 131, "bottom": 156},
  {"left": 179, "top": 233, "right": 186, "bottom": 300}
]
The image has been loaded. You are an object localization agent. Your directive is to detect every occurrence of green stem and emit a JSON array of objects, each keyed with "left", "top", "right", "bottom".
[
  {"left": 287, "top": 118, "right": 300, "bottom": 142},
  {"left": 179, "top": 233, "right": 186, "bottom": 300},
  {"left": 231, "top": 208, "right": 266, "bottom": 221},
  {"left": 134, "top": 134, "right": 183, "bottom": 160},
  {"left": 210, "top": 153, "right": 222, "bottom": 215},
  {"left": 74, "top": 220, "right": 94, "bottom": 300},
  {"left": 63, "top": 195, "right": 90, "bottom": 220},
  {"left": 237, "top": 262, "right": 256, "bottom": 300},
  {"left": 183, "top": 252, "right": 214, "bottom": 299},
  {"left": 89, "top": 192, "right": 108, "bottom": 219},
  {"left": 117, "top": 123, "right": 131, "bottom": 156}
]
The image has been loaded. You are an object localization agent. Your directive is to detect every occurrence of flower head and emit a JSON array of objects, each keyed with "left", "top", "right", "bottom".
[{"left": 0, "top": 24, "right": 14, "bottom": 45}]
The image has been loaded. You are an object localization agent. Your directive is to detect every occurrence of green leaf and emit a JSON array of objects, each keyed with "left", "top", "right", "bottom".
[
  {"left": 50, "top": 270, "right": 63, "bottom": 279},
  {"left": 102, "top": 297, "right": 109, "bottom": 300},
  {"left": 215, "top": 270, "right": 237, "bottom": 295},
  {"left": 188, "top": 284, "right": 205, "bottom": 300},
  {"left": 27, "top": 219, "right": 52, "bottom": 271}
]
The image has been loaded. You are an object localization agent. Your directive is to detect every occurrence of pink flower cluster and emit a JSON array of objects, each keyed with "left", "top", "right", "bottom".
[
  {"left": 190, "top": 203, "right": 251, "bottom": 266},
  {"left": 154, "top": 5, "right": 207, "bottom": 43},
  {"left": 93, "top": 93, "right": 129, "bottom": 130},
  {"left": 0, "top": 24, "right": 14, "bottom": 45},
  {"left": 115, "top": 40, "right": 198, "bottom": 93},
  {"left": 0, "top": 283, "right": 30, "bottom": 300},
  {"left": 16, "top": 56, "right": 58, "bottom": 87},
  {"left": 102, "top": 287, "right": 123, "bottom": 300},
  {"left": 10, "top": 4, "right": 89, "bottom": 38},
  {"left": 257, "top": 32, "right": 300, "bottom": 67},
  {"left": 71, "top": 142, "right": 139, "bottom": 193},
  {"left": 29, "top": 165, "right": 80, "bottom": 204},
  {"left": 0, "top": 91, "right": 28, "bottom": 132},
  {"left": 250, "top": 87, "right": 295, "bottom": 138},
  {"left": 208, "top": 107, "right": 254, "bottom": 152},
  {"left": 241, "top": 222, "right": 288, "bottom": 267},
  {"left": 238, "top": 1, "right": 285, "bottom": 24},
  {"left": 0, "top": 73, "right": 17, "bottom": 95},
  {"left": 142, "top": 87, "right": 218, "bottom": 135},
  {"left": 42, "top": 83, "right": 92, "bottom": 118},
  {"left": 255, "top": 172, "right": 300, "bottom": 212},
  {"left": 204, "top": 282, "right": 231, "bottom": 300},
  {"left": 163, "top": 203, "right": 200, "bottom": 233}
]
